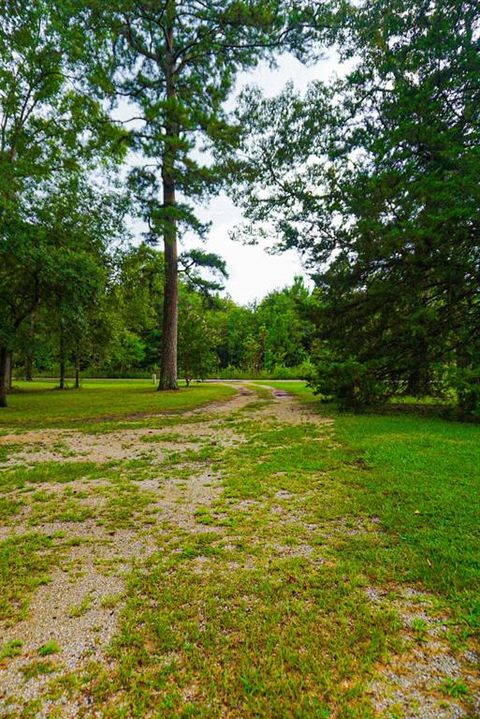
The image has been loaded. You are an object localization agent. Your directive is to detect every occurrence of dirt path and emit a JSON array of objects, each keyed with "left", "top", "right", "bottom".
[
  {"left": 0, "top": 386, "right": 261, "bottom": 715},
  {"left": 0, "top": 385, "right": 478, "bottom": 718}
]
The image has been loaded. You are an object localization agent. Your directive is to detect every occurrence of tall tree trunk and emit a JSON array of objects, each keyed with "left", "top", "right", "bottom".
[
  {"left": 0, "top": 348, "right": 8, "bottom": 408},
  {"left": 74, "top": 352, "right": 80, "bottom": 389},
  {"left": 160, "top": 222, "right": 178, "bottom": 390},
  {"left": 6, "top": 351, "right": 12, "bottom": 391},
  {"left": 25, "top": 314, "right": 35, "bottom": 381},
  {"left": 59, "top": 325, "right": 66, "bottom": 390},
  {"left": 159, "top": 0, "right": 179, "bottom": 391},
  {"left": 406, "top": 367, "right": 423, "bottom": 396},
  {"left": 25, "top": 354, "right": 33, "bottom": 382},
  {"left": 406, "top": 347, "right": 430, "bottom": 396},
  {"left": 60, "top": 360, "right": 66, "bottom": 390}
]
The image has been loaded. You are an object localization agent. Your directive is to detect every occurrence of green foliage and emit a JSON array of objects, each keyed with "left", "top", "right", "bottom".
[
  {"left": 439, "top": 678, "right": 470, "bottom": 699},
  {"left": 180, "top": 249, "right": 229, "bottom": 295},
  {"left": 448, "top": 358, "right": 480, "bottom": 420},
  {"left": 217, "top": 361, "right": 314, "bottom": 381},
  {"left": 256, "top": 277, "right": 314, "bottom": 371},
  {"left": 308, "top": 349, "right": 392, "bottom": 410},
  {"left": 103, "top": 0, "right": 319, "bottom": 243},
  {"left": 0, "top": 0, "right": 127, "bottom": 403},
  {"left": 178, "top": 288, "right": 218, "bottom": 385},
  {"left": 231, "top": 0, "right": 480, "bottom": 415},
  {"left": 206, "top": 277, "right": 315, "bottom": 377}
]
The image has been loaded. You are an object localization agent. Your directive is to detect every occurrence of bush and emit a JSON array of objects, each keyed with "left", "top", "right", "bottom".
[
  {"left": 308, "top": 348, "right": 393, "bottom": 410},
  {"left": 448, "top": 365, "right": 480, "bottom": 420},
  {"left": 215, "top": 363, "right": 310, "bottom": 380}
]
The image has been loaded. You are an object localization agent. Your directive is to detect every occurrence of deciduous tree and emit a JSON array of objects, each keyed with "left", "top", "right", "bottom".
[{"left": 0, "top": 0, "right": 125, "bottom": 405}]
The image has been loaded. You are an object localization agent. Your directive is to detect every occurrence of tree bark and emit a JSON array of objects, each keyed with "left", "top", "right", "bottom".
[
  {"left": 25, "top": 314, "right": 35, "bottom": 380},
  {"left": 160, "top": 223, "right": 179, "bottom": 390},
  {"left": 405, "top": 351, "right": 430, "bottom": 396},
  {"left": 25, "top": 354, "right": 33, "bottom": 381},
  {"left": 59, "top": 325, "right": 66, "bottom": 390},
  {"left": 75, "top": 354, "right": 80, "bottom": 389},
  {"left": 6, "top": 351, "right": 12, "bottom": 391},
  {"left": 159, "top": 0, "right": 179, "bottom": 391},
  {"left": 0, "top": 348, "right": 8, "bottom": 408}
]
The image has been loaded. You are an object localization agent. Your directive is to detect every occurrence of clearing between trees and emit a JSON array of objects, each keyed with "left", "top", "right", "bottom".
[{"left": 0, "top": 381, "right": 479, "bottom": 718}]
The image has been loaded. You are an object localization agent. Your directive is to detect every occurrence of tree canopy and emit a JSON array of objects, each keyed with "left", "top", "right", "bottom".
[
  {"left": 231, "top": 0, "right": 480, "bottom": 415},
  {"left": 1, "top": 0, "right": 479, "bottom": 419}
]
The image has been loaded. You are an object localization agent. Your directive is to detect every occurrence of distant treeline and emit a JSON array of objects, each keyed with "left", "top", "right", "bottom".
[
  {"left": 2, "top": 0, "right": 478, "bottom": 418},
  {"left": 11, "top": 245, "right": 315, "bottom": 386}
]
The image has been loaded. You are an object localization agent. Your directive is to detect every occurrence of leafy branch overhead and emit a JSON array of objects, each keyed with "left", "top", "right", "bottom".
[
  {"left": 179, "top": 249, "right": 229, "bottom": 295},
  {"left": 228, "top": 0, "right": 480, "bottom": 413}
]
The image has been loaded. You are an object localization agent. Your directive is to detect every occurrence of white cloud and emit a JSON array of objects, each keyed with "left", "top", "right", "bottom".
[
  {"left": 200, "top": 51, "right": 343, "bottom": 303},
  {"left": 195, "top": 192, "right": 308, "bottom": 305},
  {"left": 117, "top": 50, "right": 345, "bottom": 304}
]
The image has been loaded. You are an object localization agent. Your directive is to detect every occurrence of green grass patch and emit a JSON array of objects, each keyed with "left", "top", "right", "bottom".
[
  {"left": 69, "top": 593, "right": 94, "bottom": 618},
  {"left": 38, "top": 640, "right": 60, "bottom": 656},
  {"left": 0, "top": 380, "right": 236, "bottom": 430},
  {"left": 0, "top": 639, "right": 23, "bottom": 660},
  {"left": 21, "top": 659, "right": 57, "bottom": 679},
  {"left": 0, "top": 533, "right": 64, "bottom": 624},
  {"left": 257, "top": 382, "right": 480, "bottom": 629}
]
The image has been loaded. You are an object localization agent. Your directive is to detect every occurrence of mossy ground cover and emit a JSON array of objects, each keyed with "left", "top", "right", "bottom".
[{"left": 0, "top": 382, "right": 478, "bottom": 718}]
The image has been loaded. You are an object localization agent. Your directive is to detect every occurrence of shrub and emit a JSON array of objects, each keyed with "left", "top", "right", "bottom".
[
  {"left": 448, "top": 365, "right": 480, "bottom": 420},
  {"left": 308, "top": 347, "right": 393, "bottom": 410}
]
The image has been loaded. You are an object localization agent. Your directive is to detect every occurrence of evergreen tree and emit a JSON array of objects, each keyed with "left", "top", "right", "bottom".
[
  {"left": 232, "top": 0, "right": 480, "bottom": 411},
  {"left": 92, "top": 0, "right": 325, "bottom": 389}
]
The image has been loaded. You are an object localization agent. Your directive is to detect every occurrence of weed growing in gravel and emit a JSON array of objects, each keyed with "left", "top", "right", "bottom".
[
  {"left": 38, "top": 640, "right": 60, "bottom": 657},
  {"left": 1, "top": 382, "right": 479, "bottom": 718},
  {"left": 0, "top": 639, "right": 23, "bottom": 660}
]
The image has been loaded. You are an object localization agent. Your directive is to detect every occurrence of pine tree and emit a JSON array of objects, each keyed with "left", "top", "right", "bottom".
[
  {"left": 96, "top": 0, "right": 324, "bottom": 389},
  {"left": 231, "top": 0, "right": 480, "bottom": 410}
]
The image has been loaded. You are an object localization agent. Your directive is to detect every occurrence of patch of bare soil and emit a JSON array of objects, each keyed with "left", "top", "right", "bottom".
[
  {"left": 153, "top": 470, "right": 224, "bottom": 532},
  {"left": 0, "top": 386, "right": 256, "bottom": 716},
  {"left": 0, "top": 524, "right": 161, "bottom": 712},
  {"left": 0, "top": 393, "right": 248, "bottom": 469},
  {"left": 0, "top": 553, "right": 123, "bottom": 706},
  {"left": 185, "top": 384, "right": 257, "bottom": 416},
  {"left": 0, "top": 430, "right": 201, "bottom": 467},
  {"left": 253, "top": 384, "right": 334, "bottom": 427},
  {"left": 367, "top": 586, "right": 480, "bottom": 718}
]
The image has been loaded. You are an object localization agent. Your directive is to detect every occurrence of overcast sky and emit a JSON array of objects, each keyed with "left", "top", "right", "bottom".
[
  {"left": 197, "top": 51, "right": 344, "bottom": 304},
  {"left": 125, "top": 51, "right": 343, "bottom": 305}
]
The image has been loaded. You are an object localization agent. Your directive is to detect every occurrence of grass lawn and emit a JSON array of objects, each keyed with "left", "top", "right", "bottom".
[
  {"left": 0, "top": 380, "right": 478, "bottom": 718},
  {"left": 260, "top": 381, "right": 480, "bottom": 628},
  {"left": 0, "top": 380, "right": 236, "bottom": 431}
]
